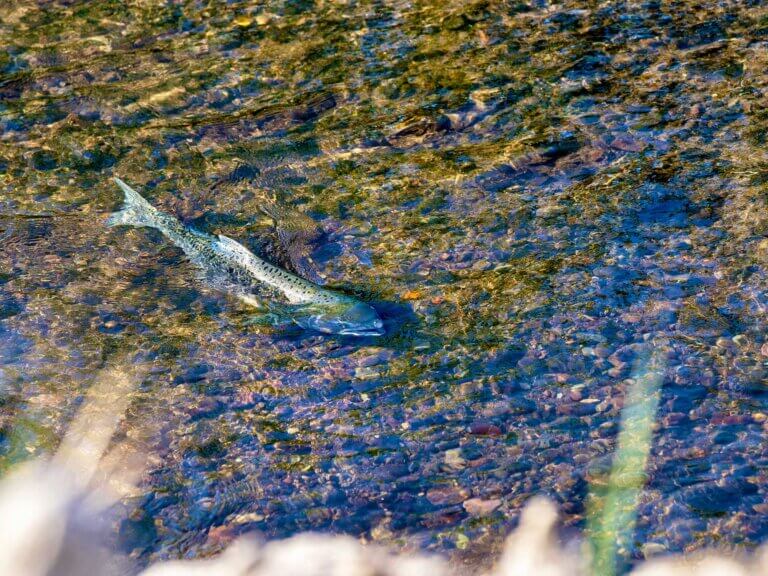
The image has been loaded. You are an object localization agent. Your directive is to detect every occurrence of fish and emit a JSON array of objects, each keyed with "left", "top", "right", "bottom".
[{"left": 106, "top": 177, "right": 384, "bottom": 337}]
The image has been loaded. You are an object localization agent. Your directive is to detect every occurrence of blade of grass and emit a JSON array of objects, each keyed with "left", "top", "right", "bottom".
[{"left": 587, "top": 349, "right": 665, "bottom": 576}]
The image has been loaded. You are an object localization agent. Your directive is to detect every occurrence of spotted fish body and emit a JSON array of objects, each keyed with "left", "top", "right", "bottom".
[{"left": 107, "top": 177, "right": 384, "bottom": 336}]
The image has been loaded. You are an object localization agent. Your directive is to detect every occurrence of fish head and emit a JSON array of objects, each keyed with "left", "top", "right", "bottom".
[{"left": 293, "top": 300, "right": 384, "bottom": 337}]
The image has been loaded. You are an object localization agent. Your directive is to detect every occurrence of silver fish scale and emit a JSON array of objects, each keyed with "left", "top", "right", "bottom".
[
  {"left": 213, "top": 233, "right": 342, "bottom": 305},
  {"left": 114, "top": 182, "right": 344, "bottom": 308}
]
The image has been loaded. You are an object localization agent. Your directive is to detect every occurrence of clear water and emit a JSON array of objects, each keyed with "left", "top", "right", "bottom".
[{"left": 2, "top": 0, "right": 768, "bottom": 570}]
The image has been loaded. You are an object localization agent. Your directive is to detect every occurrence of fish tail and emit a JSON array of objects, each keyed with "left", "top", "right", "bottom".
[{"left": 106, "top": 177, "right": 161, "bottom": 229}]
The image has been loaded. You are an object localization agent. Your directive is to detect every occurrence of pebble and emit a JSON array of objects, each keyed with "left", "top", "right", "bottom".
[
  {"left": 402, "top": 290, "right": 423, "bottom": 300},
  {"left": 689, "top": 103, "right": 705, "bottom": 117},
  {"left": 444, "top": 449, "right": 466, "bottom": 470},
  {"left": 205, "top": 524, "right": 236, "bottom": 547},
  {"left": 593, "top": 345, "right": 611, "bottom": 358},
  {"left": 715, "top": 337, "right": 734, "bottom": 350},
  {"left": 610, "top": 135, "right": 645, "bottom": 152},
  {"left": 462, "top": 498, "right": 501, "bottom": 517},
  {"left": 232, "top": 512, "right": 264, "bottom": 524},
  {"left": 255, "top": 12, "right": 271, "bottom": 25},
  {"left": 732, "top": 334, "right": 748, "bottom": 348},
  {"left": 536, "top": 204, "right": 567, "bottom": 218},
  {"left": 233, "top": 15, "right": 253, "bottom": 27},
  {"left": 357, "top": 349, "right": 394, "bottom": 367},
  {"left": 712, "top": 430, "right": 737, "bottom": 445},
  {"left": 426, "top": 486, "right": 470, "bottom": 506},
  {"left": 469, "top": 422, "right": 502, "bottom": 436},
  {"left": 607, "top": 366, "right": 625, "bottom": 378},
  {"left": 354, "top": 366, "right": 380, "bottom": 380}
]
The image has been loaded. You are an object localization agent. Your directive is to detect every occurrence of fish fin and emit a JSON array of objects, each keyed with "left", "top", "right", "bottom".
[{"left": 106, "top": 177, "right": 159, "bottom": 228}]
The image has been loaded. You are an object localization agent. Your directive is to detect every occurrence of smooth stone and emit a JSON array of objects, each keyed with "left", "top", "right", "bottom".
[
  {"left": 463, "top": 497, "right": 501, "bottom": 517},
  {"left": 469, "top": 422, "right": 503, "bottom": 436},
  {"left": 425, "top": 485, "right": 470, "bottom": 506}
]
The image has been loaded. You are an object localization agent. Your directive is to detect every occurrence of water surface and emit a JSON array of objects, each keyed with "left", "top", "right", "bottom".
[{"left": 2, "top": 0, "right": 768, "bottom": 570}]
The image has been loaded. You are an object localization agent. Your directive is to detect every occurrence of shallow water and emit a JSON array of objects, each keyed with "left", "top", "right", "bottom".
[{"left": 2, "top": 0, "right": 768, "bottom": 571}]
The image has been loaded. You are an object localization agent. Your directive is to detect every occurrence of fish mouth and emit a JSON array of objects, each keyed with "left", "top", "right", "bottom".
[{"left": 339, "top": 326, "right": 385, "bottom": 337}]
